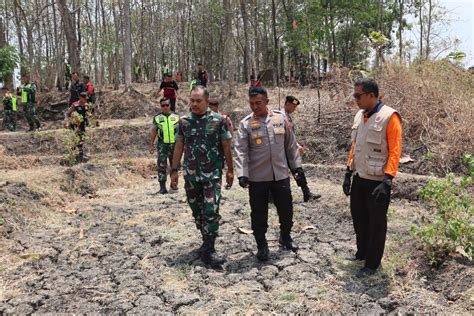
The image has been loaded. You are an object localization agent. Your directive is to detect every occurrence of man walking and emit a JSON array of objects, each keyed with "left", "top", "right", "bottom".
[
  {"left": 235, "top": 87, "right": 301, "bottom": 261},
  {"left": 283, "top": 95, "right": 321, "bottom": 202},
  {"left": 149, "top": 98, "right": 180, "bottom": 194},
  {"left": 170, "top": 86, "right": 234, "bottom": 267},
  {"left": 158, "top": 73, "right": 179, "bottom": 112},
  {"left": 343, "top": 78, "right": 402, "bottom": 277},
  {"left": 19, "top": 74, "right": 41, "bottom": 131}
]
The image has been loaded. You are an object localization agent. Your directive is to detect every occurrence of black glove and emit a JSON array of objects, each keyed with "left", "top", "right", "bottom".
[
  {"left": 238, "top": 176, "right": 249, "bottom": 188},
  {"left": 372, "top": 178, "right": 392, "bottom": 204},
  {"left": 342, "top": 169, "right": 352, "bottom": 196},
  {"left": 292, "top": 167, "right": 307, "bottom": 187}
]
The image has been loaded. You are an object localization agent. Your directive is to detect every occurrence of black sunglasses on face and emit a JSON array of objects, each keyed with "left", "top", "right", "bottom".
[
  {"left": 353, "top": 92, "right": 368, "bottom": 100},
  {"left": 161, "top": 103, "right": 170, "bottom": 107}
]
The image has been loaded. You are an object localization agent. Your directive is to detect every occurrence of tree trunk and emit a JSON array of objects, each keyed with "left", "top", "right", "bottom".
[
  {"left": 57, "top": 0, "right": 80, "bottom": 72},
  {"left": 122, "top": 0, "right": 132, "bottom": 89},
  {"left": 398, "top": 0, "right": 404, "bottom": 61},
  {"left": 240, "top": 0, "right": 250, "bottom": 83},
  {"left": 271, "top": 0, "right": 279, "bottom": 86},
  {"left": 0, "top": 16, "right": 13, "bottom": 88}
]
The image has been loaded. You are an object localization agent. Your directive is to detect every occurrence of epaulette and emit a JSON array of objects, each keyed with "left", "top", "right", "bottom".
[{"left": 243, "top": 113, "right": 253, "bottom": 121}]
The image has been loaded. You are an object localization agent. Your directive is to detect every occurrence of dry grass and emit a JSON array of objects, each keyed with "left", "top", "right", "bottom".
[{"left": 382, "top": 61, "right": 474, "bottom": 174}]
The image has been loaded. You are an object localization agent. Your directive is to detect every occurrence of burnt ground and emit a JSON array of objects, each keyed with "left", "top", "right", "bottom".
[{"left": 0, "top": 83, "right": 472, "bottom": 313}]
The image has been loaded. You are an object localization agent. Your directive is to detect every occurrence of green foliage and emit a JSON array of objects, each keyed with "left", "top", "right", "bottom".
[
  {"left": 412, "top": 154, "right": 474, "bottom": 265},
  {"left": 447, "top": 51, "right": 466, "bottom": 63},
  {"left": 62, "top": 130, "right": 82, "bottom": 166},
  {"left": 0, "top": 46, "right": 18, "bottom": 82}
]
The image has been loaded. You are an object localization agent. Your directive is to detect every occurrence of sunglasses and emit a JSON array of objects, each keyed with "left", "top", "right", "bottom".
[
  {"left": 353, "top": 92, "right": 368, "bottom": 100},
  {"left": 161, "top": 103, "right": 170, "bottom": 107}
]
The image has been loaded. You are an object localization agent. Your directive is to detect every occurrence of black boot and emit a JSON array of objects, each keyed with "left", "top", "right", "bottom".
[
  {"left": 302, "top": 185, "right": 321, "bottom": 202},
  {"left": 196, "top": 232, "right": 206, "bottom": 254},
  {"left": 256, "top": 238, "right": 269, "bottom": 261},
  {"left": 35, "top": 120, "right": 41, "bottom": 129},
  {"left": 201, "top": 235, "right": 225, "bottom": 267},
  {"left": 28, "top": 124, "right": 35, "bottom": 132},
  {"left": 279, "top": 234, "right": 299, "bottom": 252},
  {"left": 159, "top": 181, "right": 168, "bottom": 194}
]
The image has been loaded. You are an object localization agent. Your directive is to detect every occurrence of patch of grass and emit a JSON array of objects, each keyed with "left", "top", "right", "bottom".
[
  {"left": 278, "top": 292, "right": 298, "bottom": 302},
  {"left": 0, "top": 217, "right": 5, "bottom": 225},
  {"left": 175, "top": 264, "right": 192, "bottom": 281}
]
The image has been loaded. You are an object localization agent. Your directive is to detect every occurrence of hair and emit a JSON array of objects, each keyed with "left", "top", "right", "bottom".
[
  {"left": 354, "top": 78, "right": 379, "bottom": 98},
  {"left": 159, "top": 97, "right": 170, "bottom": 103},
  {"left": 72, "top": 71, "right": 79, "bottom": 76},
  {"left": 83, "top": 75, "right": 90, "bottom": 80},
  {"left": 1, "top": 86, "right": 8, "bottom": 91},
  {"left": 285, "top": 95, "right": 299, "bottom": 105},
  {"left": 191, "top": 85, "right": 209, "bottom": 98},
  {"left": 209, "top": 99, "right": 219, "bottom": 106},
  {"left": 166, "top": 73, "right": 173, "bottom": 77},
  {"left": 198, "top": 63, "right": 203, "bottom": 66},
  {"left": 249, "top": 86, "right": 268, "bottom": 98}
]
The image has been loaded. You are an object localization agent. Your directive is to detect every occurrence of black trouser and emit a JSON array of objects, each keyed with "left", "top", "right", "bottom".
[
  {"left": 170, "top": 98, "right": 176, "bottom": 112},
  {"left": 350, "top": 175, "right": 391, "bottom": 269},
  {"left": 249, "top": 178, "right": 293, "bottom": 245}
]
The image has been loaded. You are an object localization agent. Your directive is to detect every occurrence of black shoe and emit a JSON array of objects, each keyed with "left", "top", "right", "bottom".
[
  {"left": 302, "top": 186, "right": 321, "bottom": 202},
  {"left": 36, "top": 120, "right": 41, "bottom": 129},
  {"left": 201, "top": 235, "right": 225, "bottom": 267},
  {"left": 256, "top": 244, "right": 270, "bottom": 261},
  {"left": 279, "top": 235, "right": 299, "bottom": 252},
  {"left": 355, "top": 267, "right": 377, "bottom": 278},
  {"left": 28, "top": 125, "right": 35, "bottom": 132},
  {"left": 159, "top": 181, "right": 168, "bottom": 194}
]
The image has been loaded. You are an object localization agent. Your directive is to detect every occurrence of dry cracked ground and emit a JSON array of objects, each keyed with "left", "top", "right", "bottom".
[{"left": 1, "top": 85, "right": 473, "bottom": 313}]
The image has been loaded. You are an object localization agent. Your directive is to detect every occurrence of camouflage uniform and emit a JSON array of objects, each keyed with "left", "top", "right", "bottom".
[
  {"left": 67, "top": 101, "right": 89, "bottom": 161},
  {"left": 175, "top": 109, "right": 232, "bottom": 236},
  {"left": 152, "top": 112, "right": 180, "bottom": 182},
  {"left": 21, "top": 82, "right": 41, "bottom": 130},
  {"left": 2, "top": 93, "right": 17, "bottom": 131}
]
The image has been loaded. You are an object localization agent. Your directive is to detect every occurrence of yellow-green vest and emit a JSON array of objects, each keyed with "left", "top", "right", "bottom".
[
  {"left": 12, "top": 95, "right": 17, "bottom": 112},
  {"left": 21, "top": 83, "right": 32, "bottom": 103},
  {"left": 155, "top": 113, "right": 179, "bottom": 144}
]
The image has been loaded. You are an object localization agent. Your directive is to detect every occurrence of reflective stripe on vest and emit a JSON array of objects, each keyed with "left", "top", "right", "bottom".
[
  {"left": 21, "top": 83, "right": 31, "bottom": 103},
  {"left": 155, "top": 114, "right": 179, "bottom": 144},
  {"left": 12, "top": 96, "right": 17, "bottom": 112}
]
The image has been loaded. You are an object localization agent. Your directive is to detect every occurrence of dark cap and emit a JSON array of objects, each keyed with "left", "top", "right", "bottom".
[
  {"left": 286, "top": 95, "right": 300, "bottom": 105},
  {"left": 209, "top": 99, "right": 219, "bottom": 106},
  {"left": 79, "top": 91, "right": 88, "bottom": 98}
]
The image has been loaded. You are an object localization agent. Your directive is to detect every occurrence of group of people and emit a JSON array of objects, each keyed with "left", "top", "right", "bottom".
[{"left": 148, "top": 77, "right": 402, "bottom": 278}]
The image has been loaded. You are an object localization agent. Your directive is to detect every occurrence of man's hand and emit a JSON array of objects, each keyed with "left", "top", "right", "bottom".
[
  {"left": 149, "top": 145, "right": 155, "bottom": 155},
  {"left": 238, "top": 176, "right": 249, "bottom": 188},
  {"left": 170, "top": 170, "right": 179, "bottom": 189},
  {"left": 372, "top": 179, "right": 391, "bottom": 204},
  {"left": 291, "top": 167, "right": 307, "bottom": 187},
  {"left": 342, "top": 170, "right": 352, "bottom": 196},
  {"left": 298, "top": 144, "right": 305, "bottom": 156},
  {"left": 226, "top": 169, "right": 234, "bottom": 189}
]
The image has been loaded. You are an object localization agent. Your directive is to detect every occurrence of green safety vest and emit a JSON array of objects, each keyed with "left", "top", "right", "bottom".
[
  {"left": 21, "top": 83, "right": 31, "bottom": 103},
  {"left": 189, "top": 79, "right": 198, "bottom": 92},
  {"left": 155, "top": 114, "right": 179, "bottom": 144},
  {"left": 12, "top": 96, "right": 17, "bottom": 112}
]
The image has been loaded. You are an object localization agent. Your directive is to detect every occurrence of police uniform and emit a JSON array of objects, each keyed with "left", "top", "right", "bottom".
[
  {"left": 2, "top": 92, "right": 17, "bottom": 131},
  {"left": 175, "top": 109, "right": 232, "bottom": 237},
  {"left": 20, "top": 82, "right": 41, "bottom": 131},
  {"left": 346, "top": 100, "right": 402, "bottom": 272},
  {"left": 235, "top": 109, "right": 301, "bottom": 254},
  {"left": 152, "top": 112, "right": 180, "bottom": 184}
]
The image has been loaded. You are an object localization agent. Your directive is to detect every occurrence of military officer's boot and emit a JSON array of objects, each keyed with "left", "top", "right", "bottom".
[
  {"left": 28, "top": 123, "right": 35, "bottom": 132},
  {"left": 301, "top": 185, "right": 321, "bottom": 202},
  {"left": 159, "top": 181, "right": 168, "bottom": 194},
  {"left": 279, "top": 233, "right": 299, "bottom": 252},
  {"left": 201, "top": 235, "right": 225, "bottom": 267},
  {"left": 256, "top": 238, "right": 270, "bottom": 261}
]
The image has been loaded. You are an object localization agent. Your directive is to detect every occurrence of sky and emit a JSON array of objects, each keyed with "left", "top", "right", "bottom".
[{"left": 435, "top": 0, "right": 474, "bottom": 66}]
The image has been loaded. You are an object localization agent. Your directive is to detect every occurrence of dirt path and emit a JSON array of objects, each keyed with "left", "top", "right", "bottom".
[{"left": 1, "top": 165, "right": 471, "bottom": 313}]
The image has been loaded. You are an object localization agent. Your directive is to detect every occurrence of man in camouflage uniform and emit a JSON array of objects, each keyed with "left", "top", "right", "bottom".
[
  {"left": 2, "top": 87, "right": 17, "bottom": 131},
  {"left": 170, "top": 86, "right": 234, "bottom": 267},
  {"left": 65, "top": 92, "right": 89, "bottom": 162},
  {"left": 149, "top": 98, "right": 180, "bottom": 194},
  {"left": 19, "top": 74, "right": 41, "bottom": 131}
]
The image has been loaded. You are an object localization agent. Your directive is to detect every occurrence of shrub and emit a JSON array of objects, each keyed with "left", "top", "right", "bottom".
[{"left": 411, "top": 154, "right": 474, "bottom": 265}]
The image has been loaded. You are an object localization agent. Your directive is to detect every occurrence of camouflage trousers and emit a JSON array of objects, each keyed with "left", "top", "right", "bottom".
[
  {"left": 157, "top": 142, "right": 175, "bottom": 182},
  {"left": 184, "top": 177, "right": 222, "bottom": 237},
  {"left": 3, "top": 109, "right": 16, "bottom": 131},
  {"left": 23, "top": 102, "right": 40, "bottom": 128}
]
